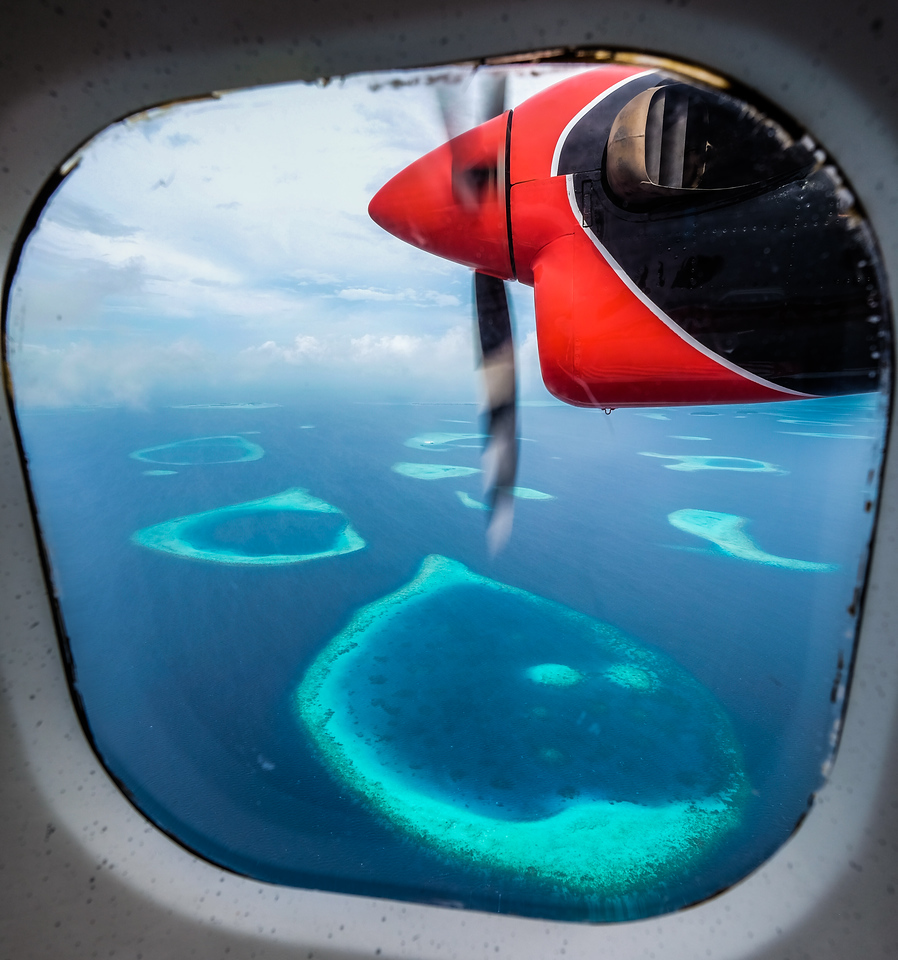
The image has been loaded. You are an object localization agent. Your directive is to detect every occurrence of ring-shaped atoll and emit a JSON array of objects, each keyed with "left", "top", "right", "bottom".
[
  {"left": 130, "top": 435, "right": 264, "bottom": 466},
  {"left": 392, "top": 462, "right": 480, "bottom": 480},
  {"left": 669, "top": 509, "right": 837, "bottom": 571},
  {"left": 640, "top": 453, "right": 785, "bottom": 473},
  {"left": 297, "top": 556, "right": 748, "bottom": 899},
  {"left": 132, "top": 488, "right": 365, "bottom": 565}
]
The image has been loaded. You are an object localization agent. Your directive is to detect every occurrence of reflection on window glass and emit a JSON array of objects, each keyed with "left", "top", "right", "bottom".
[{"left": 4, "top": 59, "right": 890, "bottom": 922}]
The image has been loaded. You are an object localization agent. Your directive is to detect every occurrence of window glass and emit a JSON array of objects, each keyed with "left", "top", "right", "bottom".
[{"left": 4, "top": 60, "right": 890, "bottom": 922}]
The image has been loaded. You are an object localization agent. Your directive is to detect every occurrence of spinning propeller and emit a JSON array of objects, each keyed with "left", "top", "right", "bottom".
[
  {"left": 437, "top": 72, "right": 518, "bottom": 552},
  {"left": 474, "top": 270, "right": 516, "bottom": 552}
]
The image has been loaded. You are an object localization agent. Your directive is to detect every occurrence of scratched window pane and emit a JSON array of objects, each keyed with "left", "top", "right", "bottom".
[{"left": 5, "top": 61, "right": 890, "bottom": 921}]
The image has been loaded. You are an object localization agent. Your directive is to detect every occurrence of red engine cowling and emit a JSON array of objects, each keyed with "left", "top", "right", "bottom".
[{"left": 369, "top": 66, "right": 886, "bottom": 407}]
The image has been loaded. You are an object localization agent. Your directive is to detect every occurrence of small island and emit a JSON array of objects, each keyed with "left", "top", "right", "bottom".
[
  {"left": 456, "top": 487, "right": 555, "bottom": 510},
  {"left": 640, "top": 453, "right": 785, "bottom": 473},
  {"left": 404, "top": 432, "right": 485, "bottom": 451},
  {"left": 669, "top": 508, "right": 837, "bottom": 571},
  {"left": 392, "top": 462, "right": 480, "bottom": 480}
]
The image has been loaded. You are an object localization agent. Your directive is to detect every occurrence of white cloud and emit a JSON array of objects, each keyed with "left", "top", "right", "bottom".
[
  {"left": 9, "top": 339, "right": 211, "bottom": 408},
  {"left": 249, "top": 323, "right": 466, "bottom": 362},
  {"left": 350, "top": 333, "right": 422, "bottom": 357},
  {"left": 9, "top": 65, "right": 572, "bottom": 406},
  {"left": 33, "top": 218, "right": 240, "bottom": 286},
  {"left": 213, "top": 321, "right": 481, "bottom": 403},
  {"left": 249, "top": 335, "right": 326, "bottom": 364},
  {"left": 336, "top": 287, "right": 460, "bottom": 307}
]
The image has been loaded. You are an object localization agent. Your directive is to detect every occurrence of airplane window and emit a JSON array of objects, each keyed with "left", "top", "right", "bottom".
[{"left": 3, "top": 57, "right": 891, "bottom": 922}]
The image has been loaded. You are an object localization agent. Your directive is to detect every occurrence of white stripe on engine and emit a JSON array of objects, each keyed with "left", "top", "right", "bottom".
[{"left": 563, "top": 175, "right": 814, "bottom": 398}]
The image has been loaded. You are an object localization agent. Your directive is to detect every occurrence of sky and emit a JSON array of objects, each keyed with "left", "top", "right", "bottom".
[{"left": 5, "top": 64, "right": 589, "bottom": 408}]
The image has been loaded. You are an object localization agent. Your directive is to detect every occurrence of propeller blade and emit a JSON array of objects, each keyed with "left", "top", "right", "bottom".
[
  {"left": 475, "top": 271, "right": 518, "bottom": 552},
  {"left": 436, "top": 69, "right": 507, "bottom": 139},
  {"left": 435, "top": 80, "right": 468, "bottom": 143},
  {"left": 479, "top": 71, "right": 507, "bottom": 122},
  {"left": 441, "top": 73, "right": 517, "bottom": 550},
  {"left": 437, "top": 70, "right": 509, "bottom": 211}
]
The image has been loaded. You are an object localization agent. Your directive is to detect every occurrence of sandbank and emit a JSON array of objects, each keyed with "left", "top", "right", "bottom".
[
  {"left": 392, "top": 462, "right": 480, "bottom": 480},
  {"left": 669, "top": 509, "right": 837, "bottom": 571},
  {"left": 404, "top": 432, "right": 485, "bottom": 451}
]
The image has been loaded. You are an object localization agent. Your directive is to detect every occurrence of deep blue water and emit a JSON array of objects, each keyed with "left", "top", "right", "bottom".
[
  {"left": 188, "top": 509, "right": 348, "bottom": 556},
  {"left": 327, "top": 576, "right": 741, "bottom": 817},
  {"left": 15, "top": 393, "right": 887, "bottom": 920}
]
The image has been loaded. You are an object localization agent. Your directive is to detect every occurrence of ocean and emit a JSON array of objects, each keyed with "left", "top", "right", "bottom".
[{"left": 15, "top": 391, "right": 887, "bottom": 921}]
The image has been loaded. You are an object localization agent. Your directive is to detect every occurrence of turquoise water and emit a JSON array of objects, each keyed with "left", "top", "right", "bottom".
[
  {"left": 456, "top": 490, "right": 489, "bottom": 510},
  {"left": 641, "top": 453, "right": 785, "bottom": 473},
  {"left": 132, "top": 488, "right": 366, "bottom": 565},
  {"left": 12, "top": 394, "right": 887, "bottom": 921},
  {"left": 456, "top": 487, "right": 554, "bottom": 510},
  {"left": 669, "top": 509, "right": 839, "bottom": 571},
  {"left": 299, "top": 556, "right": 747, "bottom": 895},
  {"left": 404, "top": 432, "right": 486, "bottom": 450},
  {"left": 392, "top": 462, "right": 481, "bottom": 480},
  {"left": 187, "top": 509, "right": 348, "bottom": 557},
  {"left": 130, "top": 434, "right": 264, "bottom": 465},
  {"left": 510, "top": 486, "right": 555, "bottom": 500}
]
